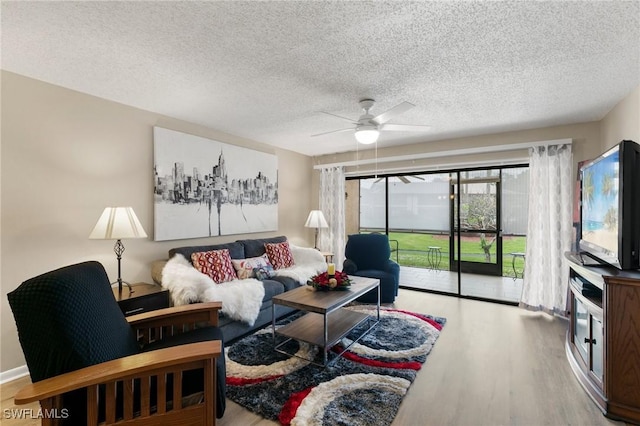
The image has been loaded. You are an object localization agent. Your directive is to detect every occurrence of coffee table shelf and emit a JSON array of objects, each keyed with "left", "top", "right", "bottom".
[
  {"left": 272, "top": 276, "right": 380, "bottom": 367},
  {"left": 276, "top": 309, "right": 370, "bottom": 348}
]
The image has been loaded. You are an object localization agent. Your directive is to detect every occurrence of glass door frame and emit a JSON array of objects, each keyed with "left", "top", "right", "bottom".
[
  {"left": 351, "top": 163, "right": 527, "bottom": 305},
  {"left": 450, "top": 171, "right": 503, "bottom": 277}
]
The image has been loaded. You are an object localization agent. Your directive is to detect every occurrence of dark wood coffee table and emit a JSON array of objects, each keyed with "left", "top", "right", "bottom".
[{"left": 271, "top": 275, "right": 380, "bottom": 366}]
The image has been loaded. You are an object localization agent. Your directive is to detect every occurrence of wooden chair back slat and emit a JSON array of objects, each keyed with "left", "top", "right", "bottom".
[
  {"left": 87, "top": 384, "right": 98, "bottom": 425},
  {"left": 105, "top": 381, "right": 116, "bottom": 424},
  {"left": 40, "top": 398, "right": 54, "bottom": 426},
  {"left": 123, "top": 379, "right": 134, "bottom": 420},
  {"left": 205, "top": 358, "right": 215, "bottom": 426},
  {"left": 140, "top": 375, "right": 151, "bottom": 417},
  {"left": 172, "top": 370, "right": 182, "bottom": 411},
  {"left": 157, "top": 373, "right": 167, "bottom": 414}
]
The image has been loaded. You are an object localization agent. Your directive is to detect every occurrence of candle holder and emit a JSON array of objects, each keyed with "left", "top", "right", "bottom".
[{"left": 307, "top": 271, "right": 351, "bottom": 291}]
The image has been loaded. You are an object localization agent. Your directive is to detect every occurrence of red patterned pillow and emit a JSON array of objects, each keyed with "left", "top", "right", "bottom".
[
  {"left": 264, "top": 241, "right": 295, "bottom": 270},
  {"left": 191, "top": 249, "right": 238, "bottom": 284}
]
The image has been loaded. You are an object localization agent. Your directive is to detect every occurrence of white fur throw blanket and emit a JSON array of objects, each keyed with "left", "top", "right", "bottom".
[
  {"left": 161, "top": 254, "right": 265, "bottom": 326},
  {"left": 276, "top": 244, "right": 328, "bottom": 283},
  {"left": 160, "top": 245, "right": 327, "bottom": 326}
]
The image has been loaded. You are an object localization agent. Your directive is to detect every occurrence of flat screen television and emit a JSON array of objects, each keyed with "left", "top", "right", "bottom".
[{"left": 579, "top": 139, "right": 640, "bottom": 270}]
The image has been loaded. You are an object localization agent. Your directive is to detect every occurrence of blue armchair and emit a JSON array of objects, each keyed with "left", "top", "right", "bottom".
[{"left": 343, "top": 233, "right": 400, "bottom": 303}]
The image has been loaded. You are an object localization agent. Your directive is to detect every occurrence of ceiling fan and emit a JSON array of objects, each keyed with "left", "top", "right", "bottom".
[
  {"left": 374, "top": 175, "right": 426, "bottom": 184},
  {"left": 312, "top": 99, "right": 431, "bottom": 144}
]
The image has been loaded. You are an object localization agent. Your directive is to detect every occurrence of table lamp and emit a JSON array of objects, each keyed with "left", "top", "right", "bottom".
[
  {"left": 89, "top": 207, "right": 147, "bottom": 294},
  {"left": 304, "top": 210, "right": 328, "bottom": 249}
]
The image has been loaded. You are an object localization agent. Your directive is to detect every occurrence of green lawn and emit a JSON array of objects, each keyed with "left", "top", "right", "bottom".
[{"left": 386, "top": 231, "right": 526, "bottom": 278}]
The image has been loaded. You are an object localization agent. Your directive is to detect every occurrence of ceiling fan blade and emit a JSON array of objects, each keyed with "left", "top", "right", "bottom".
[
  {"left": 372, "top": 101, "right": 415, "bottom": 124},
  {"left": 399, "top": 176, "right": 410, "bottom": 184},
  {"left": 380, "top": 123, "right": 432, "bottom": 132},
  {"left": 311, "top": 128, "right": 354, "bottom": 137},
  {"left": 320, "top": 111, "right": 358, "bottom": 124}
]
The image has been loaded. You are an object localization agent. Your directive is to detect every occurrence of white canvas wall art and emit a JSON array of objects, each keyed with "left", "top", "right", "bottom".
[{"left": 153, "top": 127, "right": 278, "bottom": 241}]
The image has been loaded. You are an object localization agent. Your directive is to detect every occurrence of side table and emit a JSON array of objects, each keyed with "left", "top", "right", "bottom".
[
  {"left": 427, "top": 246, "right": 442, "bottom": 270},
  {"left": 113, "top": 282, "right": 170, "bottom": 316},
  {"left": 510, "top": 252, "right": 526, "bottom": 279}
]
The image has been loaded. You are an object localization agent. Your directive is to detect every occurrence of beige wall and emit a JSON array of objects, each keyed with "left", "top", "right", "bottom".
[
  {"left": 0, "top": 71, "right": 314, "bottom": 372},
  {"left": 312, "top": 84, "right": 640, "bottom": 240},
  {"left": 600, "top": 85, "right": 640, "bottom": 151},
  {"left": 344, "top": 180, "right": 360, "bottom": 235},
  {"left": 315, "top": 122, "right": 604, "bottom": 174}
]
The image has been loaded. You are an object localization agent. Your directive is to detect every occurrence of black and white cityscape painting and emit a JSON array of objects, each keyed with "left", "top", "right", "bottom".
[{"left": 153, "top": 127, "right": 278, "bottom": 241}]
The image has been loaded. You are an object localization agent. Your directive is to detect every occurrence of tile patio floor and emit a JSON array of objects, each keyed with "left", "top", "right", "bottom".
[{"left": 399, "top": 265, "right": 523, "bottom": 303}]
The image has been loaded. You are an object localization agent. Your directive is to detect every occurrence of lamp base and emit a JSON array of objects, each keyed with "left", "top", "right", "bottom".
[
  {"left": 112, "top": 239, "right": 134, "bottom": 294},
  {"left": 111, "top": 280, "right": 134, "bottom": 294}
]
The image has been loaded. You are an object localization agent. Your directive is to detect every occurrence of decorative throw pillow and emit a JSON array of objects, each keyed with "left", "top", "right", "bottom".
[
  {"left": 264, "top": 241, "right": 295, "bottom": 270},
  {"left": 191, "top": 249, "right": 238, "bottom": 284},
  {"left": 231, "top": 254, "right": 273, "bottom": 280},
  {"left": 254, "top": 264, "right": 276, "bottom": 280}
]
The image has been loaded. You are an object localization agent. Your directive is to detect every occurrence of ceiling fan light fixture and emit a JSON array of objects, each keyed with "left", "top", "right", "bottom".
[{"left": 355, "top": 126, "right": 379, "bottom": 144}]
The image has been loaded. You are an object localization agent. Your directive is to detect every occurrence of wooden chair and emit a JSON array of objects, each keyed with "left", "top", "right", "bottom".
[{"left": 8, "top": 261, "right": 225, "bottom": 425}]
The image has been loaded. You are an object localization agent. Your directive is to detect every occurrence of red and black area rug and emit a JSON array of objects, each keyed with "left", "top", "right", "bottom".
[{"left": 225, "top": 306, "right": 446, "bottom": 425}]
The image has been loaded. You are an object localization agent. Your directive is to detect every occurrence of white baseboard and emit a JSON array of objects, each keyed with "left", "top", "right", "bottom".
[{"left": 0, "top": 365, "right": 29, "bottom": 384}]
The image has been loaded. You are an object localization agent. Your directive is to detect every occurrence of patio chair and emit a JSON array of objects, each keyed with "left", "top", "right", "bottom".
[
  {"left": 7, "top": 261, "right": 225, "bottom": 425},
  {"left": 343, "top": 233, "right": 400, "bottom": 303}
]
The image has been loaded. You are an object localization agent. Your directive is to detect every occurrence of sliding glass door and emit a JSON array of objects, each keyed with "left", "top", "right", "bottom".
[
  {"left": 451, "top": 170, "right": 502, "bottom": 277},
  {"left": 359, "top": 177, "right": 386, "bottom": 233},
  {"left": 354, "top": 165, "right": 528, "bottom": 304},
  {"left": 387, "top": 174, "right": 452, "bottom": 293}
]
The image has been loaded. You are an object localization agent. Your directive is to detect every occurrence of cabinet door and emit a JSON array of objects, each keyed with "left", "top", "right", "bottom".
[
  {"left": 591, "top": 316, "right": 603, "bottom": 382},
  {"left": 573, "top": 297, "right": 589, "bottom": 365}
]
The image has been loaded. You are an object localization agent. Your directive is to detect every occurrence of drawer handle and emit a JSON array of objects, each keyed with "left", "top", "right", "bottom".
[
  {"left": 584, "top": 338, "right": 597, "bottom": 345},
  {"left": 126, "top": 307, "right": 145, "bottom": 315}
]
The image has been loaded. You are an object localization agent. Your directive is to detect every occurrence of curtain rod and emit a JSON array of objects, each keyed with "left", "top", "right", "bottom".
[
  {"left": 314, "top": 138, "right": 572, "bottom": 170},
  {"left": 344, "top": 157, "right": 530, "bottom": 177}
]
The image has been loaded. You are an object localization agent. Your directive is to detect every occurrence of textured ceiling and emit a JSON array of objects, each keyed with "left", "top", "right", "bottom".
[{"left": 2, "top": 1, "right": 639, "bottom": 157}]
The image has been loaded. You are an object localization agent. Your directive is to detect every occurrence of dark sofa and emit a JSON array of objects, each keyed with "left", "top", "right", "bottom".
[{"left": 152, "top": 236, "right": 320, "bottom": 343}]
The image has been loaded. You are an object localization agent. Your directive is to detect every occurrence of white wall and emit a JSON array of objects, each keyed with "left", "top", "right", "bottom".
[
  {"left": 0, "top": 71, "right": 314, "bottom": 372},
  {"left": 601, "top": 85, "right": 640, "bottom": 151}
]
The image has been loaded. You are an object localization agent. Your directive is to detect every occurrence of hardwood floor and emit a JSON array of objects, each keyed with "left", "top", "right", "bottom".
[{"left": 1, "top": 289, "right": 623, "bottom": 425}]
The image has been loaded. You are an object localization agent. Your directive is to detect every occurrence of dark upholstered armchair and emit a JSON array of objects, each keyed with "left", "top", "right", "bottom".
[
  {"left": 8, "top": 261, "right": 225, "bottom": 425},
  {"left": 343, "top": 233, "right": 400, "bottom": 303}
]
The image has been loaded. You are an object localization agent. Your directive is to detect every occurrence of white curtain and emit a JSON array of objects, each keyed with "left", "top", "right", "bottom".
[
  {"left": 318, "top": 167, "right": 346, "bottom": 267},
  {"left": 520, "top": 143, "right": 573, "bottom": 315}
]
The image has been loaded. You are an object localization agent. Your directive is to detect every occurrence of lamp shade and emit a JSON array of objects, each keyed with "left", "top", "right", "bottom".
[
  {"left": 304, "top": 210, "right": 328, "bottom": 228},
  {"left": 89, "top": 207, "right": 148, "bottom": 240},
  {"left": 355, "top": 126, "right": 380, "bottom": 145}
]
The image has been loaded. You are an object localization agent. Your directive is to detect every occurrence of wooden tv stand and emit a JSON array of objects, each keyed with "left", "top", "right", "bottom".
[{"left": 565, "top": 252, "right": 640, "bottom": 423}]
